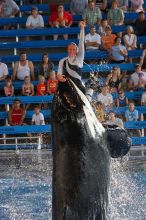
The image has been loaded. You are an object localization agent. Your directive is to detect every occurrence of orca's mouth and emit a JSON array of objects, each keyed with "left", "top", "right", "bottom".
[{"left": 58, "top": 78, "right": 83, "bottom": 111}]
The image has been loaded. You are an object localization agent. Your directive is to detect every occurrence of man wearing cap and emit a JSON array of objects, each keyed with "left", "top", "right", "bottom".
[
  {"left": 85, "top": 26, "right": 101, "bottom": 51},
  {"left": 26, "top": 6, "right": 44, "bottom": 29}
]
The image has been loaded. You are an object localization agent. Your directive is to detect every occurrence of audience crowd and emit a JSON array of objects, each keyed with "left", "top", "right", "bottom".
[{"left": 1, "top": 0, "right": 146, "bottom": 141}]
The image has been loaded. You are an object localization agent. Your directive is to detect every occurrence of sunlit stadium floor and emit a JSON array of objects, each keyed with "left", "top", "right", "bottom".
[{"left": 0, "top": 150, "right": 146, "bottom": 220}]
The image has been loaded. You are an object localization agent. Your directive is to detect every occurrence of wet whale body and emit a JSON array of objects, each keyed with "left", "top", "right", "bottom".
[{"left": 51, "top": 79, "right": 131, "bottom": 220}]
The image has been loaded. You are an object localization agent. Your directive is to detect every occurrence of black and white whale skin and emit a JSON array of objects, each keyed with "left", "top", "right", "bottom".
[{"left": 51, "top": 78, "right": 131, "bottom": 220}]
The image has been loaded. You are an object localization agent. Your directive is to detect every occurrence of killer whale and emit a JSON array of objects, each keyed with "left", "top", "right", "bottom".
[{"left": 51, "top": 78, "right": 131, "bottom": 220}]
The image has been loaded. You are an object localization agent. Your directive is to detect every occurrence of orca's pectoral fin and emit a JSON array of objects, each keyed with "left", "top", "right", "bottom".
[{"left": 106, "top": 125, "right": 131, "bottom": 158}]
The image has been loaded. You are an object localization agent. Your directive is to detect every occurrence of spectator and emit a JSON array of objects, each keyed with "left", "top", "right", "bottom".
[
  {"left": 47, "top": 71, "right": 58, "bottom": 95},
  {"left": 70, "top": 0, "right": 88, "bottom": 15},
  {"left": 125, "top": 101, "right": 141, "bottom": 136},
  {"left": 49, "top": 4, "right": 73, "bottom": 40},
  {"left": 36, "top": 75, "right": 47, "bottom": 96},
  {"left": 93, "top": 101, "right": 105, "bottom": 123},
  {"left": 13, "top": 52, "right": 34, "bottom": 81},
  {"left": 109, "top": 36, "right": 127, "bottom": 63},
  {"left": 97, "top": 85, "right": 114, "bottom": 113},
  {"left": 31, "top": 105, "right": 45, "bottom": 125},
  {"left": 129, "top": 64, "right": 146, "bottom": 91},
  {"left": 101, "top": 26, "right": 116, "bottom": 51},
  {"left": 26, "top": 6, "right": 44, "bottom": 29},
  {"left": 22, "top": 76, "right": 34, "bottom": 96},
  {"left": 85, "top": 26, "right": 101, "bottom": 51},
  {"left": 82, "top": 0, "right": 102, "bottom": 27},
  {"left": 4, "top": 77, "right": 14, "bottom": 97},
  {"left": 123, "top": 25, "right": 137, "bottom": 63},
  {"left": 130, "top": 0, "right": 144, "bottom": 12},
  {"left": 123, "top": 26, "right": 137, "bottom": 51},
  {"left": 117, "top": 0, "right": 129, "bottom": 12},
  {"left": 0, "top": 61, "right": 8, "bottom": 81},
  {"left": 116, "top": 89, "right": 128, "bottom": 107},
  {"left": 98, "top": 19, "right": 109, "bottom": 36},
  {"left": 94, "top": 0, "right": 107, "bottom": 12},
  {"left": 38, "top": 53, "right": 54, "bottom": 80},
  {"left": 105, "top": 110, "right": 124, "bottom": 128},
  {"left": 105, "top": 66, "right": 121, "bottom": 92},
  {"left": 134, "top": 11, "right": 146, "bottom": 36},
  {"left": 8, "top": 99, "right": 26, "bottom": 126},
  {"left": 107, "top": 0, "right": 124, "bottom": 26},
  {"left": 0, "top": 0, "right": 19, "bottom": 18}
]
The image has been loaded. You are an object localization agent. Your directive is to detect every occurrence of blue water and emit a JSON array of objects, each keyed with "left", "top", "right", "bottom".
[{"left": 0, "top": 150, "right": 146, "bottom": 220}]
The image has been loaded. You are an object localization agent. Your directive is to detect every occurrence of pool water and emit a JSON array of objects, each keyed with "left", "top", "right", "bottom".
[{"left": 0, "top": 150, "right": 145, "bottom": 220}]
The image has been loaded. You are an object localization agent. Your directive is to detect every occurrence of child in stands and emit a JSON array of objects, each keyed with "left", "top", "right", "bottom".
[
  {"left": 4, "top": 77, "right": 14, "bottom": 97},
  {"left": 22, "top": 76, "right": 34, "bottom": 96},
  {"left": 47, "top": 71, "right": 58, "bottom": 95},
  {"left": 36, "top": 75, "right": 47, "bottom": 96}
]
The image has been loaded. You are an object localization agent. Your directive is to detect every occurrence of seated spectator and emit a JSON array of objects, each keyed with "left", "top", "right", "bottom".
[
  {"left": 116, "top": 89, "right": 128, "bottom": 107},
  {"left": 4, "top": 77, "right": 14, "bottom": 97},
  {"left": 8, "top": 99, "right": 26, "bottom": 126},
  {"left": 117, "top": 0, "right": 129, "bottom": 12},
  {"left": 94, "top": 0, "right": 107, "bottom": 12},
  {"left": 105, "top": 66, "right": 121, "bottom": 92},
  {"left": 47, "top": 71, "right": 58, "bottom": 95},
  {"left": 38, "top": 53, "right": 54, "bottom": 80},
  {"left": 93, "top": 101, "right": 105, "bottom": 123},
  {"left": 85, "top": 26, "right": 101, "bottom": 51},
  {"left": 49, "top": 4, "right": 73, "bottom": 40},
  {"left": 98, "top": 19, "right": 109, "bottom": 36},
  {"left": 125, "top": 101, "right": 141, "bottom": 136},
  {"left": 13, "top": 52, "right": 34, "bottom": 81},
  {"left": 134, "top": 11, "right": 146, "bottom": 36},
  {"left": 70, "top": 0, "right": 88, "bottom": 15},
  {"left": 109, "top": 36, "right": 127, "bottom": 63},
  {"left": 22, "top": 76, "right": 34, "bottom": 96},
  {"left": 101, "top": 26, "right": 116, "bottom": 51},
  {"left": 123, "top": 26, "right": 137, "bottom": 51},
  {"left": 0, "top": 0, "right": 19, "bottom": 18},
  {"left": 26, "top": 6, "right": 44, "bottom": 29},
  {"left": 130, "top": 0, "right": 144, "bottom": 12},
  {"left": 97, "top": 85, "right": 114, "bottom": 113},
  {"left": 123, "top": 25, "right": 137, "bottom": 63},
  {"left": 0, "top": 61, "right": 8, "bottom": 81},
  {"left": 36, "top": 75, "right": 47, "bottom": 96},
  {"left": 82, "top": 0, "right": 102, "bottom": 27},
  {"left": 107, "top": 0, "right": 124, "bottom": 26},
  {"left": 129, "top": 64, "right": 146, "bottom": 91},
  {"left": 31, "top": 105, "right": 45, "bottom": 125},
  {"left": 105, "top": 110, "right": 124, "bottom": 128}
]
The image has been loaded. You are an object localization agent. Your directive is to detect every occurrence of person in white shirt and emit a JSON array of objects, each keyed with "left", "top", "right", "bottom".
[
  {"left": 31, "top": 106, "right": 45, "bottom": 125},
  {"left": 129, "top": 64, "right": 146, "bottom": 91},
  {"left": 26, "top": 6, "right": 44, "bottom": 29},
  {"left": 0, "top": 62, "right": 8, "bottom": 81},
  {"left": 97, "top": 85, "right": 113, "bottom": 113},
  {"left": 85, "top": 26, "right": 101, "bottom": 51},
  {"left": 105, "top": 110, "right": 124, "bottom": 128}
]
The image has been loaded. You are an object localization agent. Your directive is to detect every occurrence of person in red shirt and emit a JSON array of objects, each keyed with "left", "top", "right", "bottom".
[
  {"left": 36, "top": 75, "right": 47, "bottom": 96},
  {"left": 49, "top": 4, "right": 73, "bottom": 40},
  {"left": 8, "top": 99, "right": 26, "bottom": 126},
  {"left": 47, "top": 71, "right": 58, "bottom": 95}
]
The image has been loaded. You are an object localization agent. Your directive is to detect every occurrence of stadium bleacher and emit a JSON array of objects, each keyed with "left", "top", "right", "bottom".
[{"left": 0, "top": 1, "right": 146, "bottom": 151}]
